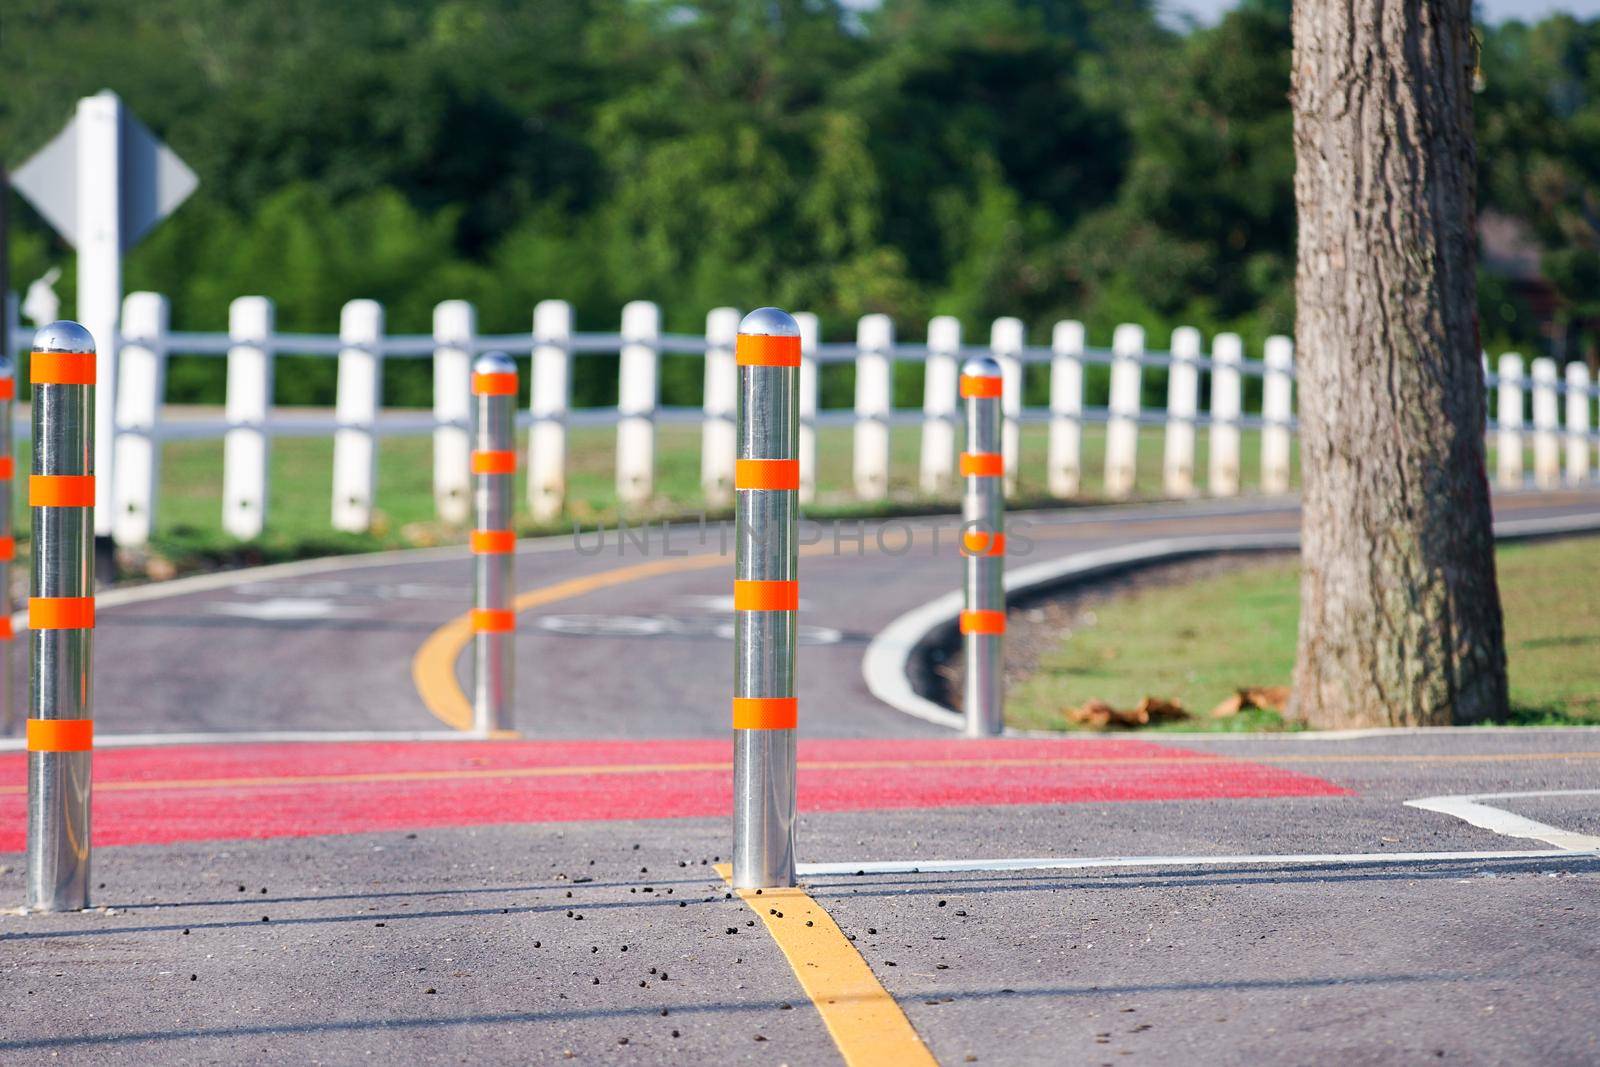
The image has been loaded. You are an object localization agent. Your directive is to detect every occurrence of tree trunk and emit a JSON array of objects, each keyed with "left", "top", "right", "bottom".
[{"left": 1290, "top": 0, "right": 1507, "bottom": 728}]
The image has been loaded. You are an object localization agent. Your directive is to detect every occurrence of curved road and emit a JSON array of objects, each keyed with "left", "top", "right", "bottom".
[{"left": 56, "top": 487, "right": 1600, "bottom": 740}]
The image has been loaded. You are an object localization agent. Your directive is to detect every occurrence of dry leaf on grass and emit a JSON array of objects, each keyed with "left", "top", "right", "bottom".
[
  {"left": 1210, "top": 685, "right": 1291, "bottom": 717},
  {"left": 1065, "top": 697, "right": 1188, "bottom": 729}
]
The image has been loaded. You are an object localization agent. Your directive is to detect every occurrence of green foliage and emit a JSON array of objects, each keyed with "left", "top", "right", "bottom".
[{"left": 2, "top": 1, "right": 1593, "bottom": 408}]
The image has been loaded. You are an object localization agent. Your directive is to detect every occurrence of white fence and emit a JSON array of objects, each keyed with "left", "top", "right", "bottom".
[{"left": 6, "top": 293, "right": 1600, "bottom": 547}]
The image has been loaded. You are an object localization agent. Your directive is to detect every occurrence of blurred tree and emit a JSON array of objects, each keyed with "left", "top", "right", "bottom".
[{"left": 0, "top": 0, "right": 1594, "bottom": 408}]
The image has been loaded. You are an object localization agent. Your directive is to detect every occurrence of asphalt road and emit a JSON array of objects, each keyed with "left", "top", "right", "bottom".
[
  {"left": 50, "top": 487, "right": 1600, "bottom": 739},
  {"left": 3, "top": 488, "right": 1600, "bottom": 1065}
]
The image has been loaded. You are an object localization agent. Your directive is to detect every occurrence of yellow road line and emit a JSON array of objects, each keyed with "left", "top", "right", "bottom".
[
  {"left": 13, "top": 750, "right": 1599, "bottom": 798},
  {"left": 412, "top": 553, "right": 733, "bottom": 730},
  {"left": 412, "top": 542, "right": 846, "bottom": 732},
  {"left": 716, "top": 863, "right": 938, "bottom": 1067}
]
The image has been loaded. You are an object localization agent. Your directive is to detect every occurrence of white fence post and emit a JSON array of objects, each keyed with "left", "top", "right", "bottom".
[
  {"left": 432, "top": 300, "right": 475, "bottom": 525},
  {"left": 223, "top": 296, "right": 274, "bottom": 540},
  {"left": 1261, "top": 335, "right": 1295, "bottom": 494},
  {"left": 1048, "top": 321, "right": 1084, "bottom": 498},
  {"left": 853, "top": 314, "right": 893, "bottom": 499},
  {"left": 528, "top": 299, "right": 572, "bottom": 522},
  {"left": 1531, "top": 357, "right": 1560, "bottom": 489},
  {"left": 1104, "top": 324, "right": 1144, "bottom": 498},
  {"left": 701, "top": 307, "right": 740, "bottom": 507},
  {"left": 990, "top": 317, "right": 1024, "bottom": 495},
  {"left": 919, "top": 315, "right": 960, "bottom": 494},
  {"left": 616, "top": 300, "right": 661, "bottom": 505},
  {"left": 1496, "top": 353, "right": 1524, "bottom": 489},
  {"left": 1208, "top": 333, "right": 1243, "bottom": 496},
  {"left": 332, "top": 299, "right": 383, "bottom": 532},
  {"left": 1566, "top": 361, "right": 1592, "bottom": 485},
  {"left": 111, "top": 291, "right": 168, "bottom": 546},
  {"left": 795, "top": 312, "right": 820, "bottom": 505},
  {"left": 1162, "top": 326, "right": 1199, "bottom": 497}
]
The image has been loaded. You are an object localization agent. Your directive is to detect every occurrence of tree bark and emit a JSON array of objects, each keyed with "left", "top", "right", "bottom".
[{"left": 1290, "top": 0, "right": 1507, "bottom": 727}]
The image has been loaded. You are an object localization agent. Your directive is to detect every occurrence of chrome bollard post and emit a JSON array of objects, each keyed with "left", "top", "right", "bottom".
[
  {"left": 27, "top": 321, "right": 97, "bottom": 912},
  {"left": 732, "top": 308, "right": 800, "bottom": 890},
  {"left": 0, "top": 352, "right": 14, "bottom": 735},
  {"left": 960, "top": 356, "right": 1006, "bottom": 737},
  {"left": 470, "top": 353, "right": 518, "bottom": 736}
]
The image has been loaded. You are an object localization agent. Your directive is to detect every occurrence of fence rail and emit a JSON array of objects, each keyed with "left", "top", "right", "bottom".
[{"left": 5, "top": 293, "right": 1599, "bottom": 546}]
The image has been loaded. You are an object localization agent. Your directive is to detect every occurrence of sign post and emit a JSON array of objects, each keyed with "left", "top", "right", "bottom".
[{"left": 12, "top": 90, "right": 197, "bottom": 552}]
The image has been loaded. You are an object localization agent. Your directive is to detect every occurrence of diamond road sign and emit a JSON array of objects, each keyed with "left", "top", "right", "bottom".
[{"left": 12, "top": 90, "right": 197, "bottom": 251}]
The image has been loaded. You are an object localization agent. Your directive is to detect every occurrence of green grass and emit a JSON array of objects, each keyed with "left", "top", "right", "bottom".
[
  {"left": 1007, "top": 537, "right": 1600, "bottom": 731},
  {"left": 117, "top": 420, "right": 1297, "bottom": 569}
]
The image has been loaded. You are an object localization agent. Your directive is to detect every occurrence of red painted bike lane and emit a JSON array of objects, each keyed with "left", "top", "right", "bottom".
[{"left": 0, "top": 738, "right": 1345, "bottom": 851}]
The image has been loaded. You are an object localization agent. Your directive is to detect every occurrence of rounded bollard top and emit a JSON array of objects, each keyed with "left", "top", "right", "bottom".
[
  {"left": 739, "top": 307, "right": 799, "bottom": 337},
  {"left": 961, "top": 354, "right": 1002, "bottom": 380},
  {"left": 473, "top": 351, "right": 517, "bottom": 378},
  {"left": 32, "top": 320, "right": 96, "bottom": 355}
]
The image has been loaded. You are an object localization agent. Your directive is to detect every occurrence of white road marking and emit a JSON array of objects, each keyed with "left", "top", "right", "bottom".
[
  {"left": 1406, "top": 790, "right": 1600, "bottom": 850},
  {"left": 861, "top": 509, "right": 1600, "bottom": 736},
  {"left": 206, "top": 597, "right": 340, "bottom": 621},
  {"left": 799, "top": 790, "right": 1600, "bottom": 879},
  {"left": 796, "top": 849, "right": 1596, "bottom": 878}
]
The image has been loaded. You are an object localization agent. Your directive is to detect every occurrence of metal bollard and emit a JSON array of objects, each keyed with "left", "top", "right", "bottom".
[
  {"left": 470, "top": 353, "right": 518, "bottom": 736},
  {"left": 0, "top": 352, "right": 14, "bottom": 735},
  {"left": 960, "top": 356, "right": 1005, "bottom": 737},
  {"left": 27, "top": 321, "right": 97, "bottom": 912},
  {"left": 731, "top": 307, "right": 800, "bottom": 890}
]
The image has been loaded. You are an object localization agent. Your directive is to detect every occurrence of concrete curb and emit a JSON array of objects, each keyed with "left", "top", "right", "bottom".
[{"left": 862, "top": 512, "right": 1600, "bottom": 735}]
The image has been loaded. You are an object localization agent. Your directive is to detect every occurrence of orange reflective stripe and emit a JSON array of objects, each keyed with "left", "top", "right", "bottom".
[
  {"left": 0, "top": 536, "right": 14, "bottom": 562},
  {"left": 734, "top": 579, "right": 799, "bottom": 611},
  {"left": 0, "top": 378, "right": 13, "bottom": 400},
  {"left": 960, "top": 610, "right": 1006, "bottom": 635},
  {"left": 31, "top": 351, "right": 96, "bottom": 385},
  {"left": 470, "top": 530, "right": 516, "bottom": 554},
  {"left": 472, "top": 372, "right": 518, "bottom": 396},
  {"left": 733, "top": 697, "right": 798, "bottom": 730},
  {"left": 0, "top": 457, "right": 13, "bottom": 479},
  {"left": 0, "top": 615, "right": 12, "bottom": 639},
  {"left": 959, "top": 452, "right": 1004, "bottom": 478},
  {"left": 27, "top": 719, "right": 93, "bottom": 752},
  {"left": 30, "top": 475, "right": 95, "bottom": 507},
  {"left": 471, "top": 450, "right": 517, "bottom": 475},
  {"left": 735, "top": 459, "right": 799, "bottom": 490},
  {"left": 736, "top": 334, "right": 802, "bottom": 367},
  {"left": 961, "top": 531, "right": 1005, "bottom": 557},
  {"left": 960, "top": 374, "right": 1002, "bottom": 398},
  {"left": 30, "top": 597, "right": 95, "bottom": 630},
  {"left": 472, "top": 609, "right": 515, "bottom": 633}
]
